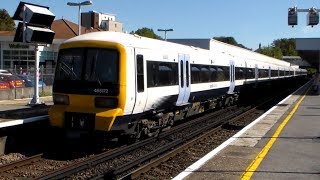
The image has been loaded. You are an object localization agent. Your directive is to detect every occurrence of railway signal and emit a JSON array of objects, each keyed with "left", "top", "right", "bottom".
[
  {"left": 288, "top": 7, "right": 298, "bottom": 27},
  {"left": 12, "top": 2, "right": 55, "bottom": 105},
  {"left": 288, "top": 6, "right": 319, "bottom": 27},
  {"left": 307, "top": 7, "right": 319, "bottom": 27}
]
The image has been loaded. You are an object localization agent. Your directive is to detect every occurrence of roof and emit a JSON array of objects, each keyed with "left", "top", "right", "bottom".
[
  {"left": 0, "top": 31, "right": 15, "bottom": 36},
  {"left": 0, "top": 19, "right": 103, "bottom": 40},
  {"left": 282, "top": 56, "right": 302, "bottom": 60}
]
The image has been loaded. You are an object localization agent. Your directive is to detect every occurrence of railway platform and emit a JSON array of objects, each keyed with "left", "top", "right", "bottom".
[
  {"left": 0, "top": 96, "right": 53, "bottom": 112},
  {"left": 0, "top": 96, "right": 52, "bottom": 128},
  {"left": 174, "top": 80, "right": 320, "bottom": 180},
  {"left": 0, "top": 96, "right": 52, "bottom": 155}
]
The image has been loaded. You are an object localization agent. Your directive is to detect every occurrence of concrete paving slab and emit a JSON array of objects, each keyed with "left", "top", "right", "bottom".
[
  {"left": 185, "top": 146, "right": 260, "bottom": 180},
  {"left": 175, "top": 81, "right": 314, "bottom": 180},
  {"left": 253, "top": 94, "right": 320, "bottom": 180}
]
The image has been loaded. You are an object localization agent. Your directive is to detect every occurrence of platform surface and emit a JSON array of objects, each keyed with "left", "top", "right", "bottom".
[
  {"left": 0, "top": 96, "right": 53, "bottom": 112},
  {"left": 0, "top": 96, "right": 52, "bottom": 127},
  {"left": 174, "top": 82, "right": 320, "bottom": 180}
]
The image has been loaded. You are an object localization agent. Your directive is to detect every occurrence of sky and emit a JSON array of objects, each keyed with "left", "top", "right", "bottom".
[{"left": 2, "top": 0, "right": 320, "bottom": 50}]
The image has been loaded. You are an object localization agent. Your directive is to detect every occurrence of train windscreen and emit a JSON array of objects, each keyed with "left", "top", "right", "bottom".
[{"left": 53, "top": 48, "right": 120, "bottom": 95}]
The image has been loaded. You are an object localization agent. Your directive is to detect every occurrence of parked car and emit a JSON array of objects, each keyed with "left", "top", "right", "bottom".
[
  {"left": 17, "top": 75, "right": 46, "bottom": 88},
  {"left": 0, "top": 80, "right": 10, "bottom": 90},
  {"left": 0, "top": 75, "right": 25, "bottom": 89},
  {"left": 0, "top": 69, "right": 12, "bottom": 75}
]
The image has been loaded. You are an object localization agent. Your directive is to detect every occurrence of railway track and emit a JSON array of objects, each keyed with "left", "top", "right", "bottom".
[
  {"left": 0, "top": 106, "right": 240, "bottom": 179},
  {"left": 0, "top": 83, "right": 307, "bottom": 179}
]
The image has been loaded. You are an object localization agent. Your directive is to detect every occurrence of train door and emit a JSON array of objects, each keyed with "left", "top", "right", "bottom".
[
  {"left": 132, "top": 50, "right": 148, "bottom": 114},
  {"left": 228, "top": 60, "right": 235, "bottom": 94},
  {"left": 176, "top": 54, "right": 191, "bottom": 106},
  {"left": 269, "top": 66, "right": 271, "bottom": 79},
  {"left": 255, "top": 64, "right": 259, "bottom": 81}
]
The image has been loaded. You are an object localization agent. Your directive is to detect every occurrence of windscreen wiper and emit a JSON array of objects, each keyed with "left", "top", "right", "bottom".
[{"left": 60, "top": 61, "right": 79, "bottom": 79}]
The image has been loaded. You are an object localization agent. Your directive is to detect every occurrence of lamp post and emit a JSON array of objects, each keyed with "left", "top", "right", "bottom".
[
  {"left": 67, "top": 1, "right": 93, "bottom": 35},
  {"left": 157, "top": 28, "right": 174, "bottom": 41}
]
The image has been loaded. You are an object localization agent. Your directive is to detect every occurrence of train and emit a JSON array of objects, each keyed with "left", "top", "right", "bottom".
[{"left": 49, "top": 31, "right": 307, "bottom": 139}]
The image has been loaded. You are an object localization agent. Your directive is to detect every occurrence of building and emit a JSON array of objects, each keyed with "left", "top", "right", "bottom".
[
  {"left": 282, "top": 56, "right": 311, "bottom": 68},
  {"left": 81, "top": 11, "right": 123, "bottom": 32}
]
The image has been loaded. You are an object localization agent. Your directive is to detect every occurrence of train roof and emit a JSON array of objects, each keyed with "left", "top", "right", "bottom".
[
  {"left": 62, "top": 31, "right": 291, "bottom": 67},
  {"left": 62, "top": 31, "right": 200, "bottom": 52}
]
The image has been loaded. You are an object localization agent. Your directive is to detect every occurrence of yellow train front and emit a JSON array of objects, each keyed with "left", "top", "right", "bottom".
[{"left": 49, "top": 32, "right": 129, "bottom": 137}]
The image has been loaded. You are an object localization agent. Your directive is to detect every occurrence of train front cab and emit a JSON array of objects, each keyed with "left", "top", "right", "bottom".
[{"left": 49, "top": 40, "right": 128, "bottom": 136}]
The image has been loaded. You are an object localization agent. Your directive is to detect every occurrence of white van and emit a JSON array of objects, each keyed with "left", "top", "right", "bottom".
[{"left": 0, "top": 69, "right": 12, "bottom": 75}]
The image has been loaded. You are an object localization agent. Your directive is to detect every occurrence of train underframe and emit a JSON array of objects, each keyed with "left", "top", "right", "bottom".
[
  {"left": 55, "top": 77, "right": 308, "bottom": 140},
  {"left": 115, "top": 77, "right": 307, "bottom": 140}
]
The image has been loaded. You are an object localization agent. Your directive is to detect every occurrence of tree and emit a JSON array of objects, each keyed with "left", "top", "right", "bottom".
[
  {"left": 213, "top": 36, "right": 250, "bottom": 50},
  {"left": 256, "top": 38, "right": 299, "bottom": 59},
  {"left": 213, "top": 36, "right": 238, "bottom": 45},
  {"left": 133, "top": 27, "right": 162, "bottom": 39},
  {"left": 0, "top": 9, "right": 15, "bottom": 31},
  {"left": 272, "top": 38, "right": 297, "bottom": 56},
  {"left": 256, "top": 46, "right": 283, "bottom": 59}
]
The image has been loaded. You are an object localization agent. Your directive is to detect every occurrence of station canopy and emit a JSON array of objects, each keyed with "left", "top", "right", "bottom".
[{"left": 296, "top": 38, "right": 320, "bottom": 69}]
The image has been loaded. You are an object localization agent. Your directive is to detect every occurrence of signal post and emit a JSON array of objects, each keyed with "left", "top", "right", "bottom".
[{"left": 12, "top": 2, "right": 55, "bottom": 105}]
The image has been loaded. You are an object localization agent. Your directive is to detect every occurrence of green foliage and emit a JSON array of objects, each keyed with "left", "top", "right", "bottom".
[
  {"left": 213, "top": 36, "right": 238, "bottom": 45},
  {"left": 256, "top": 46, "right": 283, "bottom": 59},
  {"left": 257, "top": 38, "right": 298, "bottom": 59},
  {"left": 307, "top": 67, "right": 317, "bottom": 75},
  {"left": 0, "top": 9, "right": 15, "bottom": 31},
  {"left": 272, "top": 38, "right": 297, "bottom": 56},
  {"left": 133, "top": 27, "right": 162, "bottom": 39},
  {"left": 39, "top": 91, "right": 52, "bottom": 97},
  {"left": 213, "top": 36, "right": 250, "bottom": 50}
]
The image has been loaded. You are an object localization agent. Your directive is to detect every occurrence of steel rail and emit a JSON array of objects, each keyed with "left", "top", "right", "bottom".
[
  {"left": 96, "top": 107, "right": 249, "bottom": 179},
  {"left": 35, "top": 107, "right": 238, "bottom": 180},
  {"left": 116, "top": 88, "right": 299, "bottom": 179},
  {"left": 35, "top": 82, "right": 305, "bottom": 179},
  {"left": 0, "top": 154, "right": 42, "bottom": 173}
]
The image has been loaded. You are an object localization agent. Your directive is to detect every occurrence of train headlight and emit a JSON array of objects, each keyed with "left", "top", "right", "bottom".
[
  {"left": 95, "top": 97, "right": 118, "bottom": 108},
  {"left": 53, "top": 94, "right": 69, "bottom": 105}
]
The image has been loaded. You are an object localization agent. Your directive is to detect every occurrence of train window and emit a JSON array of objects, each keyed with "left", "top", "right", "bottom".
[
  {"left": 191, "top": 64, "right": 229, "bottom": 83},
  {"left": 200, "top": 66, "right": 210, "bottom": 83},
  {"left": 158, "top": 63, "right": 178, "bottom": 86},
  {"left": 265, "top": 70, "right": 268, "bottom": 78},
  {"left": 223, "top": 66, "right": 230, "bottom": 81},
  {"left": 246, "top": 68, "right": 254, "bottom": 79},
  {"left": 191, "top": 65, "right": 201, "bottom": 84},
  {"left": 56, "top": 48, "right": 84, "bottom": 81},
  {"left": 216, "top": 66, "right": 225, "bottom": 81},
  {"left": 147, "top": 61, "right": 158, "bottom": 87},
  {"left": 210, "top": 67, "right": 217, "bottom": 81},
  {"left": 258, "top": 69, "right": 263, "bottom": 78},
  {"left": 85, "top": 48, "right": 119, "bottom": 83},
  {"left": 180, "top": 61, "right": 184, "bottom": 88},
  {"left": 136, "top": 55, "right": 144, "bottom": 92},
  {"left": 258, "top": 69, "right": 268, "bottom": 78},
  {"left": 147, "top": 61, "right": 178, "bottom": 88},
  {"left": 235, "top": 67, "right": 244, "bottom": 80}
]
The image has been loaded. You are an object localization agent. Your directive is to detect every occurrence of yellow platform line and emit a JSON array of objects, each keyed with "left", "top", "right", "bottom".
[{"left": 241, "top": 88, "right": 309, "bottom": 180}]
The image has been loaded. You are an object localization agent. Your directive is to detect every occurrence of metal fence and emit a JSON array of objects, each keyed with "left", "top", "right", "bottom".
[{"left": 5, "top": 65, "right": 55, "bottom": 86}]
